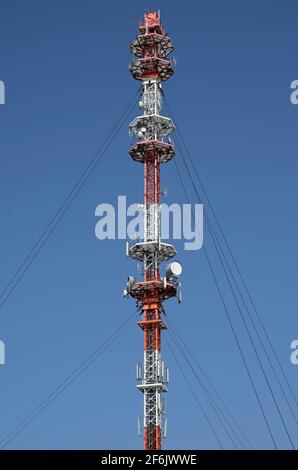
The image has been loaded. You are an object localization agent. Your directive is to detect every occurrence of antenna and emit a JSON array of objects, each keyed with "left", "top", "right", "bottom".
[
  {"left": 163, "top": 418, "right": 167, "bottom": 438},
  {"left": 137, "top": 416, "right": 142, "bottom": 437},
  {"left": 166, "top": 367, "right": 169, "bottom": 384},
  {"left": 136, "top": 363, "right": 142, "bottom": 380}
]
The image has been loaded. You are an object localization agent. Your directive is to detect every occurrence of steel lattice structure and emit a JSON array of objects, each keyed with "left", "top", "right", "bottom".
[{"left": 124, "top": 11, "right": 182, "bottom": 450}]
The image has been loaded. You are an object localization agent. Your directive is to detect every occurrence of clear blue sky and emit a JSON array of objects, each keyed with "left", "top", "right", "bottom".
[{"left": 0, "top": 0, "right": 297, "bottom": 450}]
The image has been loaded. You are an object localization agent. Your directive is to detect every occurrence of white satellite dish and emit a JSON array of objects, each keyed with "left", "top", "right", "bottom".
[{"left": 166, "top": 261, "right": 182, "bottom": 279}]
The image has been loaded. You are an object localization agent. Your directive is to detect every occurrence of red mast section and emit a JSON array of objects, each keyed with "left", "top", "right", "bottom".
[{"left": 125, "top": 11, "right": 182, "bottom": 450}]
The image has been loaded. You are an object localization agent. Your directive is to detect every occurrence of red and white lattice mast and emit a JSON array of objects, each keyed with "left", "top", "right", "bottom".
[{"left": 124, "top": 11, "right": 182, "bottom": 450}]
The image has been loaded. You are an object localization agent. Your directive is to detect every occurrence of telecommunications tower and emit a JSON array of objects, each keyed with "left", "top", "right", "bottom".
[{"left": 124, "top": 11, "right": 182, "bottom": 450}]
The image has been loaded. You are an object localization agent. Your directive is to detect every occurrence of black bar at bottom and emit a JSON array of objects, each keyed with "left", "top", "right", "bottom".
[{"left": 0, "top": 450, "right": 296, "bottom": 467}]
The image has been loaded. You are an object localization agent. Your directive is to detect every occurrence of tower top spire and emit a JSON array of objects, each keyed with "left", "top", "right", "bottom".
[{"left": 138, "top": 11, "right": 164, "bottom": 35}]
